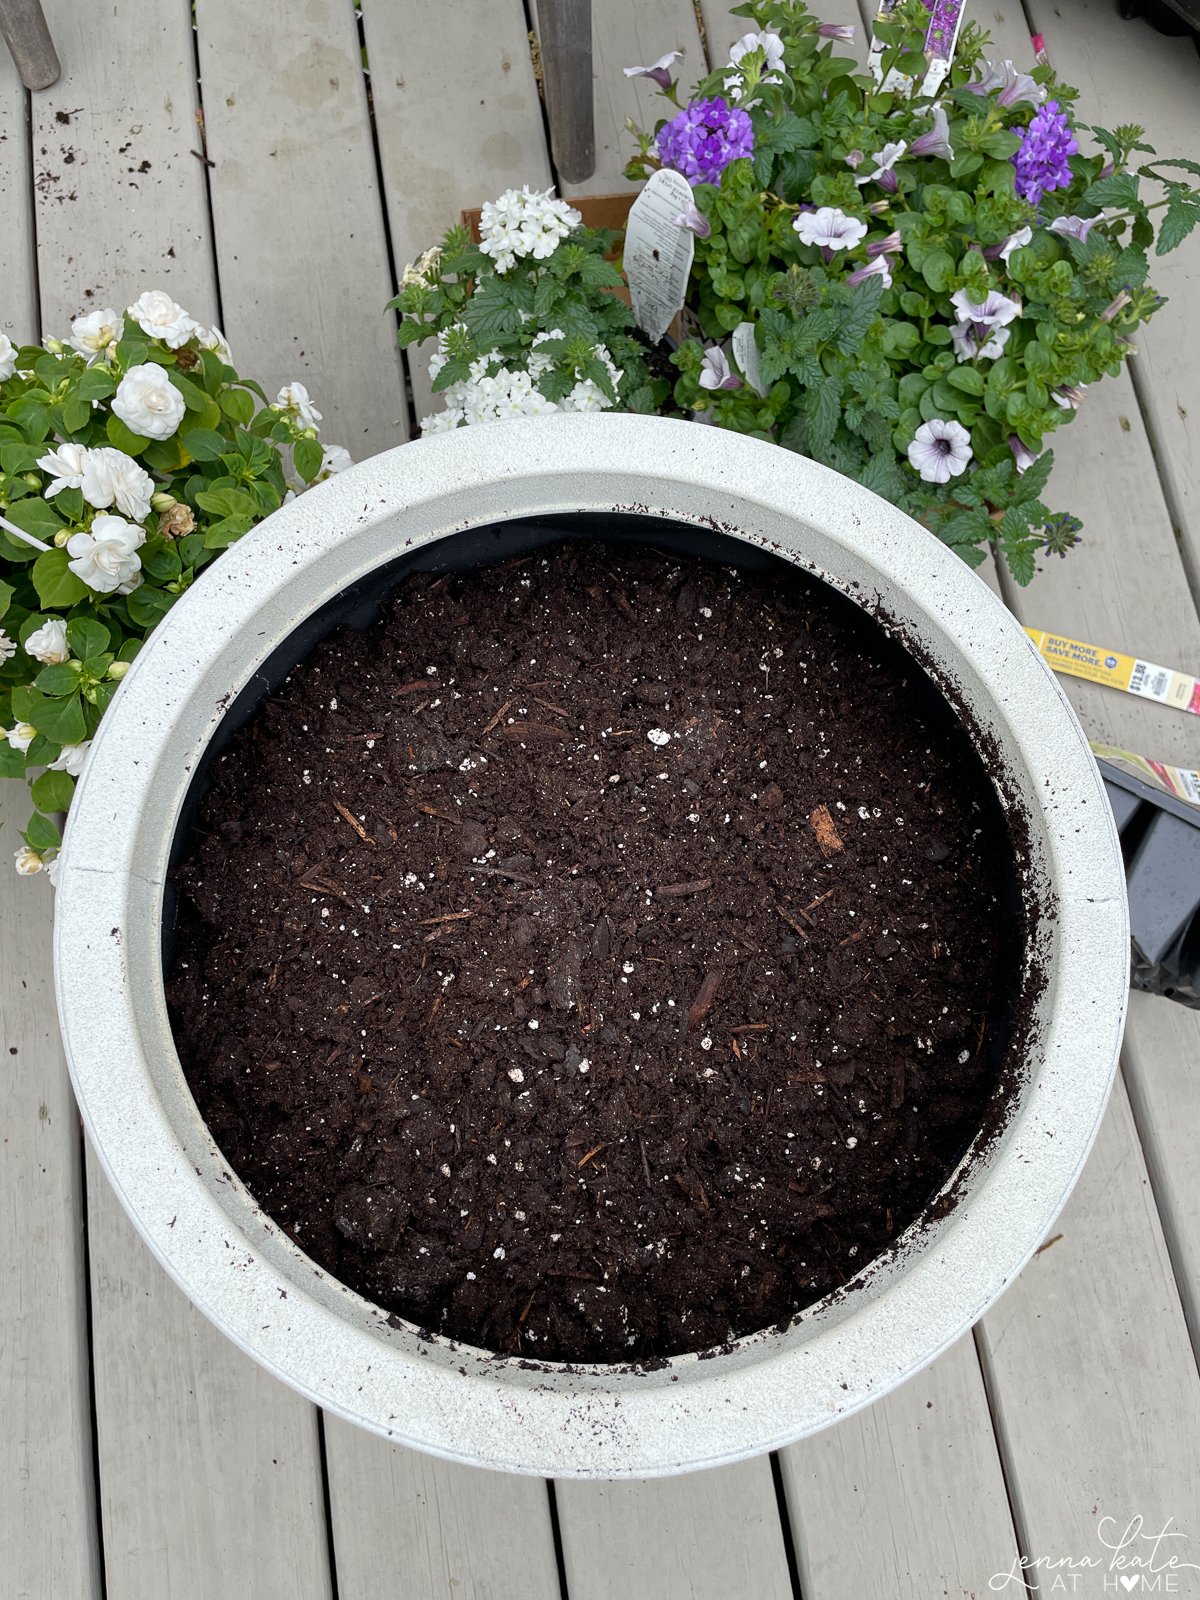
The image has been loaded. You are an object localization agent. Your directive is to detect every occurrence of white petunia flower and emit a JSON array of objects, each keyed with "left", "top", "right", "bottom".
[
  {"left": 0, "top": 332, "right": 15, "bottom": 381},
  {"left": 950, "top": 287, "right": 1021, "bottom": 329},
  {"left": 792, "top": 206, "right": 868, "bottom": 251},
  {"left": 127, "top": 290, "right": 199, "bottom": 349},
  {"left": 68, "top": 307, "right": 122, "bottom": 359},
  {"left": 320, "top": 444, "right": 353, "bottom": 475},
  {"left": 910, "top": 106, "right": 954, "bottom": 161},
  {"left": 856, "top": 141, "right": 907, "bottom": 191},
  {"left": 49, "top": 739, "right": 91, "bottom": 777},
  {"left": 998, "top": 225, "right": 1033, "bottom": 265},
  {"left": 728, "top": 30, "right": 785, "bottom": 75},
  {"left": 14, "top": 845, "right": 44, "bottom": 876},
  {"left": 113, "top": 363, "right": 186, "bottom": 439},
  {"left": 1009, "top": 434, "right": 1041, "bottom": 474},
  {"left": 1052, "top": 383, "right": 1087, "bottom": 410},
  {"left": 478, "top": 186, "right": 581, "bottom": 274},
  {"left": 5, "top": 722, "right": 37, "bottom": 752},
  {"left": 907, "top": 418, "right": 973, "bottom": 483},
  {"left": 1048, "top": 213, "right": 1105, "bottom": 243},
  {"left": 38, "top": 440, "right": 89, "bottom": 497},
  {"left": 80, "top": 446, "right": 154, "bottom": 521},
  {"left": 66, "top": 514, "right": 145, "bottom": 594},
  {"left": 24, "top": 618, "right": 69, "bottom": 665},
  {"left": 276, "top": 382, "right": 322, "bottom": 429},
  {"left": 698, "top": 346, "right": 743, "bottom": 391},
  {"left": 623, "top": 50, "right": 683, "bottom": 87},
  {"left": 44, "top": 853, "right": 60, "bottom": 887},
  {"left": 0, "top": 627, "right": 16, "bottom": 665},
  {"left": 950, "top": 322, "right": 1010, "bottom": 363}
]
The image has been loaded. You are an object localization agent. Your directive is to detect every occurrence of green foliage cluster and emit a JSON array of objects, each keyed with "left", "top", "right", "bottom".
[{"left": 628, "top": 0, "right": 1200, "bottom": 582}]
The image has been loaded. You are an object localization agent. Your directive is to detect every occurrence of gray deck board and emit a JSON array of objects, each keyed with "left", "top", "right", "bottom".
[{"left": 2, "top": 0, "right": 1200, "bottom": 1592}]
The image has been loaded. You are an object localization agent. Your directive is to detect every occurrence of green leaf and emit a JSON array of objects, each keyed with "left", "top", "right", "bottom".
[
  {"left": 75, "top": 366, "right": 116, "bottom": 404},
  {"left": 139, "top": 537, "right": 182, "bottom": 581},
  {"left": 60, "top": 395, "right": 92, "bottom": 435},
  {"left": 169, "top": 370, "right": 210, "bottom": 412},
  {"left": 31, "top": 768, "right": 75, "bottom": 813},
  {"left": 0, "top": 742, "right": 26, "bottom": 778},
  {"left": 294, "top": 436, "right": 323, "bottom": 483},
  {"left": 921, "top": 251, "right": 955, "bottom": 292},
  {"left": 219, "top": 387, "right": 255, "bottom": 426},
  {"left": 106, "top": 413, "right": 150, "bottom": 456},
  {"left": 946, "top": 366, "right": 985, "bottom": 396},
  {"left": 66, "top": 617, "right": 110, "bottom": 661},
  {"left": 35, "top": 662, "right": 82, "bottom": 696},
  {"left": 180, "top": 426, "right": 227, "bottom": 461},
  {"left": 5, "top": 496, "right": 64, "bottom": 543},
  {"left": 1082, "top": 171, "right": 1140, "bottom": 210},
  {"left": 33, "top": 548, "right": 91, "bottom": 609},
  {"left": 0, "top": 579, "right": 12, "bottom": 621},
  {"left": 1157, "top": 191, "right": 1200, "bottom": 256},
  {"left": 11, "top": 685, "right": 87, "bottom": 744},
  {"left": 25, "top": 812, "right": 61, "bottom": 851},
  {"left": 125, "top": 585, "right": 177, "bottom": 629}
]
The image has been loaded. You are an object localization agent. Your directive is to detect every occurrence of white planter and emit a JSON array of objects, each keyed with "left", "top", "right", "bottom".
[{"left": 54, "top": 414, "right": 1128, "bottom": 1477}]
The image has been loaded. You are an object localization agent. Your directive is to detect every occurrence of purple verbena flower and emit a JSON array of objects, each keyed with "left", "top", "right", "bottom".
[
  {"left": 1011, "top": 100, "right": 1078, "bottom": 207},
  {"left": 656, "top": 98, "right": 754, "bottom": 186}
]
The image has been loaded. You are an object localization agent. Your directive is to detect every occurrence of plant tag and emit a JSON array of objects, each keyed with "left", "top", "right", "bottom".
[
  {"left": 731, "top": 322, "right": 767, "bottom": 396},
  {"left": 1091, "top": 741, "right": 1200, "bottom": 809},
  {"left": 1025, "top": 628, "right": 1200, "bottom": 715},
  {"left": 624, "top": 169, "right": 695, "bottom": 344}
]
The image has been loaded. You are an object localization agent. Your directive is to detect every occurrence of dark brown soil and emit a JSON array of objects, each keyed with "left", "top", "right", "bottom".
[{"left": 167, "top": 540, "right": 1029, "bottom": 1363}]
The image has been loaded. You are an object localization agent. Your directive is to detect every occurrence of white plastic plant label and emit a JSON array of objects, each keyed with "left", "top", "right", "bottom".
[
  {"left": 624, "top": 169, "right": 696, "bottom": 344},
  {"left": 731, "top": 322, "right": 767, "bottom": 396}
]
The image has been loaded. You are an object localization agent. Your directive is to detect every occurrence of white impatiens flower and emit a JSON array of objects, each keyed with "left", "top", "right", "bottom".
[
  {"left": 14, "top": 846, "right": 44, "bottom": 876},
  {"left": 276, "top": 382, "right": 322, "bottom": 430},
  {"left": 0, "top": 628, "right": 16, "bottom": 665},
  {"left": 792, "top": 206, "right": 868, "bottom": 251},
  {"left": 68, "top": 307, "right": 122, "bottom": 359},
  {"left": 23, "top": 618, "right": 69, "bottom": 665},
  {"left": 0, "top": 332, "right": 15, "bottom": 381},
  {"left": 49, "top": 739, "right": 92, "bottom": 778},
  {"left": 908, "top": 418, "right": 973, "bottom": 484},
  {"left": 37, "top": 440, "right": 89, "bottom": 496},
  {"left": 79, "top": 446, "right": 154, "bottom": 521},
  {"left": 112, "top": 363, "right": 186, "bottom": 440},
  {"left": 320, "top": 444, "right": 353, "bottom": 475},
  {"left": 478, "top": 186, "right": 581, "bottom": 274},
  {"left": 127, "top": 289, "right": 199, "bottom": 349},
  {"left": 950, "top": 287, "right": 1022, "bottom": 329},
  {"left": 66, "top": 514, "right": 145, "bottom": 594},
  {"left": 194, "top": 324, "right": 233, "bottom": 363},
  {"left": 5, "top": 722, "right": 37, "bottom": 752}
]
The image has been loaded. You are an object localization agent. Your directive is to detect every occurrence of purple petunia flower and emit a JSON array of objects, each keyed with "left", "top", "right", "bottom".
[
  {"left": 656, "top": 97, "right": 754, "bottom": 187},
  {"left": 1011, "top": 100, "right": 1078, "bottom": 207}
]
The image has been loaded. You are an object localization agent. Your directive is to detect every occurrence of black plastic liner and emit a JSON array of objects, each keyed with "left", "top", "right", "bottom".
[{"left": 1100, "top": 758, "right": 1200, "bottom": 1008}]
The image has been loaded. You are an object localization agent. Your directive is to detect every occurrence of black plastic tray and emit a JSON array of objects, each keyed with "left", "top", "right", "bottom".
[{"left": 1100, "top": 758, "right": 1200, "bottom": 1007}]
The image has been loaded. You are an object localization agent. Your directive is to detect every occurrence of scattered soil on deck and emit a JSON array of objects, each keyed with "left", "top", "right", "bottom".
[{"left": 167, "top": 541, "right": 1028, "bottom": 1363}]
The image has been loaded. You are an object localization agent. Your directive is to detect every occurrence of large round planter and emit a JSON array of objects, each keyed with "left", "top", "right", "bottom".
[{"left": 54, "top": 414, "right": 1128, "bottom": 1477}]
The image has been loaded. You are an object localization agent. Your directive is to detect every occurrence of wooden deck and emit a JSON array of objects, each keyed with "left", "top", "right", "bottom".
[{"left": 2, "top": 0, "right": 1199, "bottom": 1594}]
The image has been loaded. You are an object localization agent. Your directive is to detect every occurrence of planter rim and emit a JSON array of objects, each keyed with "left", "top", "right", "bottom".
[{"left": 54, "top": 414, "right": 1128, "bottom": 1476}]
